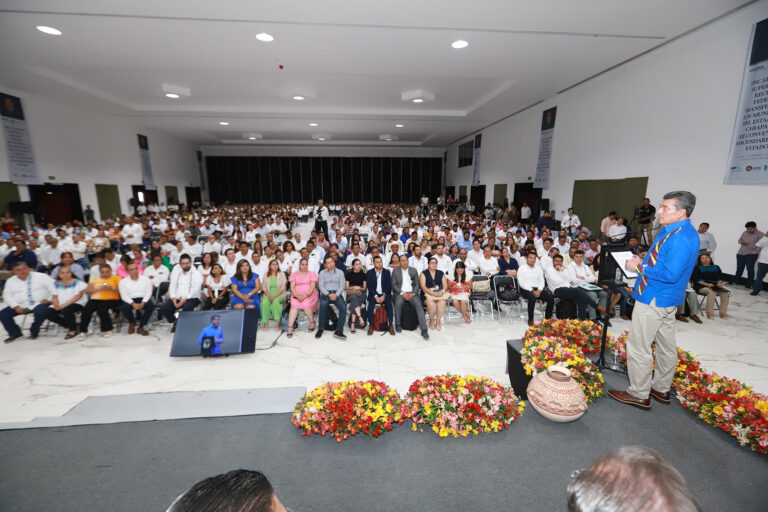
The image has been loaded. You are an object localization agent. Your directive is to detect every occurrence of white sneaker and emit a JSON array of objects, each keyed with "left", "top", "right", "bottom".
[
  {"left": 103, "top": 330, "right": 113, "bottom": 338},
  {"left": 77, "top": 332, "right": 88, "bottom": 341}
]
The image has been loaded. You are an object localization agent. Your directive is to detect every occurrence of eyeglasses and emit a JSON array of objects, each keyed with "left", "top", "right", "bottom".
[{"left": 570, "top": 467, "right": 587, "bottom": 480}]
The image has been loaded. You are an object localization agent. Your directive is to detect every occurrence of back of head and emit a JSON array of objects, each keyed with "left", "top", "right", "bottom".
[
  {"left": 167, "top": 469, "right": 276, "bottom": 512},
  {"left": 567, "top": 446, "right": 701, "bottom": 512}
]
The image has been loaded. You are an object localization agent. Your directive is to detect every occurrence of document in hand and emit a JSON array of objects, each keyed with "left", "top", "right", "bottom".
[{"left": 611, "top": 251, "right": 639, "bottom": 278}]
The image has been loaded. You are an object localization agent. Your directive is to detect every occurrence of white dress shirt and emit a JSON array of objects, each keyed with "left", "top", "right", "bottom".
[
  {"left": 143, "top": 264, "right": 170, "bottom": 287},
  {"left": 202, "top": 241, "right": 222, "bottom": 255},
  {"left": 121, "top": 223, "right": 144, "bottom": 245},
  {"left": 517, "top": 264, "right": 545, "bottom": 291},
  {"left": 118, "top": 275, "right": 153, "bottom": 304},
  {"left": 434, "top": 254, "right": 453, "bottom": 275},
  {"left": 168, "top": 267, "right": 203, "bottom": 300},
  {"left": 544, "top": 266, "right": 572, "bottom": 292},
  {"left": 698, "top": 231, "right": 717, "bottom": 253},
  {"left": 4, "top": 272, "right": 55, "bottom": 308},
  {"left": 565, "top": 262, "right": 597, "bottom": 286},
  {"left": 477, "top": 255, "right": 500, "bottom": 276},
  {"left": 467, "top": 249, "right": 484, "bottom": 269},
  {"left": 409, "top": 255, "right": 428, "bottom": 274}
]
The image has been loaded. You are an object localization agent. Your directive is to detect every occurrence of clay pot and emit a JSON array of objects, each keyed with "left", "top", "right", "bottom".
[{"left": 526, "top": 365, "right": 588, "bottom": 422}]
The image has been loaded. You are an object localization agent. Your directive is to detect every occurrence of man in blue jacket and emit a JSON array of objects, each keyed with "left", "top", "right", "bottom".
[
  {"left": 198, "top": 314, "right": 224, "bottom": 356},
  {"left": 608, "top": 191, "right": 700, "bottom": 409},
  {"left": 366, "top": 255, "right": 395, "bottom": 336}
]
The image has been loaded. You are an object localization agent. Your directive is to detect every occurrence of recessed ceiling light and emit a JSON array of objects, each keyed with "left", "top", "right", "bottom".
[
  {"left": 412, "top": 98, "right": 424, "bottom": 103},
  {"left": 36, "top": 26, "right": 62, "bottom": 36},
  {"left": 308, "top": 122, "right": 318, "bottom": 127},
  {"left": 395, "top": 124, "right": 404, "bottom": 128},
  {"left": 451, "top": 39, "right": 469, "bottom": 49},
  {"left": 165, "top": 93, "right": 180, "bottom": 99},
  {"left": 385, "top": 138, "right": 392, "bottom": 141},
  {"left": 317, "top": 137, "right": 325, "bottom": 141},
  {"left": 248, "top": 136, "right": 257, "bottom": 140},
  {"left": 293, "top": 95, "right": 305, "bottom": 101},
  {"left": 255, "top": 33, "right": 274, "bottom": 42},
  {"left": 219, "top": 121, "right": 229, "bottom": 126}
]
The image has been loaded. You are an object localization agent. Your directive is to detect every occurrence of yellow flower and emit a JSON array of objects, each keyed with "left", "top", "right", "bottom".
[
  {"left": 757, "top": 401, "right": 768, "bottom": 415},
  {"left": 713, "top": 405, "right": 724, "bottom": 416}
]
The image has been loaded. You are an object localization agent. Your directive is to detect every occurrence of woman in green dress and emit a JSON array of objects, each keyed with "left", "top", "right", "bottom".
[{"left": 261, "top": 258, "right": 287, "bottom": 330}]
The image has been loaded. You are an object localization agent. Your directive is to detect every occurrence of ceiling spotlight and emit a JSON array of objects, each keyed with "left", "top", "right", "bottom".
[
  {"left": 165, "top": 93, "right": 180, "bottom": 99},
  {"left": 312, "top": 133, "right": 331, "bottom": 141},
  {"left": 402, "top": 89, "right": 434, "bottom": 104},
  {"left": 219, "top": 121, "right": 229, "bottom": 126},
  {"left": 255, "top": 33, "right": 274, "bottom": 42},
  {"left": 395, "top": 124, "right": 404, "bottom": 128},
  {"left": 36, "top": 26, "right": 62, "bottom": 36},
  {"left": 162, "top": 83, "right": 191, "bottom": 99},
  {"left": 451, "top": 39, "right": 469, "bottom": 49},
  {"left": 386, "top": 138, "right": 392, "bottom": 141},
  {"left": 379, "top": 134, "right": 398, "bottom": 141},
  {"left": 293, "top": 95, "right": 305, "bottom": 101},
  {"left": 412, "top": 98, "right": 424, "bottom": 103},
  {"left": 308, "top": 122, "right": 318, "bottom": 127},
  {"left": 244, "top": 132, "right": 262, "bottom": 140}
]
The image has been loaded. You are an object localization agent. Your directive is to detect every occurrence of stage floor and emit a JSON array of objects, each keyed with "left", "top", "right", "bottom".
[{"left": 0, "top": 286, "right": 766, "bottom": 425}]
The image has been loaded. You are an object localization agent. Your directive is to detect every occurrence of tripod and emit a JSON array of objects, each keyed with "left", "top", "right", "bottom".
[{"left": 595, "top": 281, "right": 627, "bottom": 375}]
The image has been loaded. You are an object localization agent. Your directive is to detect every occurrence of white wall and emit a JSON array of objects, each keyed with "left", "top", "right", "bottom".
[
  {"left": 0, "top": 86, "right": 200, "bottom": 220},
  {"left": 446, "top": 1, "right": 768, "bottom": 275}
]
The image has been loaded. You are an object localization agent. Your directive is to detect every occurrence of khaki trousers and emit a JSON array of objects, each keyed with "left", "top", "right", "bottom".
[{"left": 626, "top": 299, "right": 678, "bottom": 399}]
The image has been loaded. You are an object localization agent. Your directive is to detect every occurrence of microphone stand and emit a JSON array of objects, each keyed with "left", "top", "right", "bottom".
[{"left": 595, "top": 280, "right": 627, "bottom": 375}]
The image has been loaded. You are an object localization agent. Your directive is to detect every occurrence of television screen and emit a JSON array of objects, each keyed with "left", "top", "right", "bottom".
[{"left": 170, "top": 309, "right": 257, "bottom": 357}]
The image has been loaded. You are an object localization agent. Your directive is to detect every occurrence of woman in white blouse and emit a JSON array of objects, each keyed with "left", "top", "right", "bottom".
[
  {"left": 203, "top": 263, "right": 231, "bottom": 310},
  {"left": 45, "top": 266, "right": 87, "bottom": 339}
]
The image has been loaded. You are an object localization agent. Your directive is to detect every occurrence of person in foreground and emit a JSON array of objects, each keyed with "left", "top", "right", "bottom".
[
  {"left": 567, "top": 445, "right": 701, "bottom": 512},
  {"left": 608, "top": 191, "right": 699, "bottom": 409},
  {"left": 166, "top": 469, "right": 288, "bottom": 512}
]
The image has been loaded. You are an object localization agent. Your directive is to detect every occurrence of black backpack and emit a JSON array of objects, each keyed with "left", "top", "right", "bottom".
[
  {"left": 497, "top": 276, "right": 520, "bottom": 301},
  {"left": 324, "top": 307, "right": 338, "bottom": 331},
  {"left": 556, "top": 300, "right": 577, "bottom": 320},
  {"left": 400, "top": 301, "right": 419, "bottom": 331}
]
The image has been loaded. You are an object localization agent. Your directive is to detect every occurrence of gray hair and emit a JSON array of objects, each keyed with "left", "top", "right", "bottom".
[
  {"left": 663, "top": 191, "right": 696, "bottom": 217},
  {"left": 567, "top": 445, "right": 701, "bottom": 512}
]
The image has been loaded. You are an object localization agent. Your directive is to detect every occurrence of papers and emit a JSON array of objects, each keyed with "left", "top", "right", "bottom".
[
  {"left": 578, "top": 283, "right": 603, "bottom": 292},
  {"left": 611, "top": 251, "right": 639, "bottom": 278}
]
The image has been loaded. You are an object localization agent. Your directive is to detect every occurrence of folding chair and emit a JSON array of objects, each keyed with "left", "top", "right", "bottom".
[
  {"left": 493, "top": 275, "right": 523, "bottom": 318},
  {"left": 469, "top": 275, "right": 496, "bottom": 320}
]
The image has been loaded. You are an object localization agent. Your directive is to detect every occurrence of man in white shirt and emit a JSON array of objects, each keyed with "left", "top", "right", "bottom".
[
  {"left": 292, "top": 248, "right": 319, "bottom": 274},
  {"left": 554, "top": 234, "right": 570, "bottom": 256},
  {"left": 1, "top": 262, "right": 54, "bottom": 342},
  {"left": 697, "top": 222, "right": 717, "bottom": 255},
  {"left": 250, "top": 252, "right": 269, "bottom": 279},
  {"left": 565, "top": 250, "right": 607, "bottom": 319},
  {"left": 293, "top": 233, "right": 306, "bottom": 251},
  {"left": 517, "top": 251, "right": 554, "bottom": 326},
  {"left": 313, "top": 199, "right": 330, "bottom": 238},
  {"left": 409, "top": 245, "right": 429, "bottom": 275},
  {"left": 39, "top": 237, "right": 63, "bottom": 272},
  {"left": 221, "top": 249, "right": 239, "bottom": 277},
  {"left": 467, "top": 239, "right": 484, "bottom": 270},
  {"left": 476, "top": 245, "right": 500, "bottom": 277},
  {"left": 345, "top": 243, "right": 366, "bottom": 271},
  {"left": 118, "top": 261, "right": 155, "bottom": 335},
  {"left": 144, "top": 254, "right": 170, "bottom": 289},
  {"left": 159, "top": 254, "right": 203, "bottom": 332},
  {"left": 536, "top": 238, "right": 554, "bottom": 258},
  {"left": 235, "top": 242, "right": 252, "bottom": 264},
  {"left": 450, "top": 248, "right": 476, "bottom": 278},
  {"left": 202, "top": 234, "right": 222, "bottom": 255},
  {"left": 545, "top": 254, "right": 603, "bottom": 321},
  {"left": 121, "top": 217, "right": 144, "bottom": 250},
  {"left": 561, "top": 208, "right": 581, "bottom": 239},
  {"left": 432, "top": 244, "right": 453, "bottom": 275},
  {"left": 182, "top": 233, "right": 203, "bottom": 259},
  {"left": 391, "top": 254, "right": 429, "bottom": 339},
  {"left": 520, "top": 202, "right": 532, "bottom": 223},
  {"left": 65, "top": 233, "right": 89, "bottom": 268}
]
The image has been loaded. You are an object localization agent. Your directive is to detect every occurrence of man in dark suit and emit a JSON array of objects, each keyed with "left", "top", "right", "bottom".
[
  {"left": 365, "top": 255, "right": 395, "bottom": 335},
  {"left": 391, "top": 254, "right": 429, "bottom": 339}
]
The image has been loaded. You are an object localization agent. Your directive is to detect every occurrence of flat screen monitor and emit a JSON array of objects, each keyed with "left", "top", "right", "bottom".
[{"left": 170, "top": 309, "right": 258, "bottom": 357}]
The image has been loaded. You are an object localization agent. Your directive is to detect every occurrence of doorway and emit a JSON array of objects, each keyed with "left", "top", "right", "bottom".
[
  {"left": 470, "top": 185, "right": 486, "bottom": 213},
  {"left": 458, "top": 185, "right": 468, "bottom": 204},
  {"left": 132, "top": 185, "right": 158, "bottom": 206},
  {"left": 95, "top": 184, "right": 122, "bottom": 221},
  {"left": 27, "top": 183, "right": 84, "bottom": 225},
  {"left": 444, "top": 186, "right": 455, "bottom": 202},
  {"left": 185, "top": 186, "right": 202, "bottom": 206},
  {"left": 493, "top": 184, "right": 508, "bottom": 208},
  {"left": 513, "top": 183, "right": 543, "bottom": 221},
  {"left": 164, "top": 185, "right": 179, "bottom": 205}
]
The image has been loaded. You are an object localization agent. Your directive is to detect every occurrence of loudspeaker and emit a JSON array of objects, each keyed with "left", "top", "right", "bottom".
[{"left": 540, "top": 198, "right": 550, "bottom": 211}]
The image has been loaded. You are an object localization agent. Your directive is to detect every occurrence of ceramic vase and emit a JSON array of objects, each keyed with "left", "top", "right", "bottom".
[{"left": 526, "top": 365, "right": 588, "bottom": 422}]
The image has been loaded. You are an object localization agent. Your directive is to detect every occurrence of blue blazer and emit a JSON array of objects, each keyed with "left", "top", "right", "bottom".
[{"left": 366, "top": 268, "right": 392, "bottom": 300}]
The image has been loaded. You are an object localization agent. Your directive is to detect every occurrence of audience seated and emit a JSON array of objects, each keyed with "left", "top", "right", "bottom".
[
  {"left": 1, "top": 262, "right": 53, "bottom": 342},
  {"left": 692, "top": 253, "right": 729, "bottom": 319},
  {"left": 203, "top": 263, "right": 231, "bottom": 311},
  {"left": 158, "top": 255, "right": 203, "bottom": 332},
  {"left": 45, "top": 265, "right": 87, "bottom": 340},
  {"left": 260, "top": 259, "right": 286, "bottom": 331},
  {"left": 517, "top": 251, "right": 554, "bottom": 326},
  {"left": 345, "top": 258, "right": 367, "bottom": 333},
  {"left": 231, "top": 259, "right": 261, "bottom": 311},
  {"left": 545, "top": 254, "right": 603, "bottom": 321},
  {"left": 315, "top": 255, "right": 347, "bottom": 340},
  {"left": 366, "top": 255, "right": 395, "bottom": 335},
  {"left": 286, "top": 258, "right": 318, "bottom": 337},
  {"left": 448, "top": 261, "right": 473, "bottom": 324},
  {"left": 117, "top": 261, "right": 155, "bottom": 336},
  {"left": 565, "top": 250, "right": 607, "bottom": 320},
  {"left": 78, "top": 263, "right": 122, "bottom": 340},
  {"left": 391, "top": 254, "right": 429, "bottom": 338},
  {"left": 420, "top": 257, "right": 450, "bottom": 331}
]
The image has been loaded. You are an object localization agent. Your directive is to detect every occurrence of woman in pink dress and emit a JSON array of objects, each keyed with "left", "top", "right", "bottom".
[{"left": 287, "top": 258, "right": 318, "bottom": 337}]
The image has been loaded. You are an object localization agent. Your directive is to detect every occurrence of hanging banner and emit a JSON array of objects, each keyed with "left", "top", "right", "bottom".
[
  {"left": 137, "top": 134, "right": 157, "bottom": 190},
  {"left": 197, "top": 150, "right": 207, "bottom": 193},
  {"left": 1, "top": 93, "right": 41, "bottom": 185},
  {"left": 534, "top": 106, "right": 556, "bottom": 189},
  {"left": 725, "top": 18, "right": 768, "bottom": 184},
  {"left": 471, "top": 133, "right": 482, "bottom": 186}
]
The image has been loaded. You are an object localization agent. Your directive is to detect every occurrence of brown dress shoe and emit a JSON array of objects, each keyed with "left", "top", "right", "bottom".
[
  {"left": 607, "top": 389, "right": 651, "bottom": 409},
  {"left": 137, "top": 327, "right": 149, "bottom": 336},
  {"left": 367, "top": 326, "right": 374, "bottom": 336},
  {"left": 620, "top": 315, "right": 629, "bottom": 321},
  {"left": 128, "top": 323, "right": 136, "bottom": 335},
  {"left": 4, "top": 334, "right": 23, "bottom": 343},
  {"left": 171, "top": 324, "right": 177, "bottom": 333},
  {"left": 29, "top": 333, "right": 39, "bottom": 340},
  {"left": 388, "top": 325, "right": 396, "bottom": 336},
  {"left": 675, "top": 314, "right": 689, "bottom": 323},
  {"left": 690, "top": 315, "right": 703, "bottom": 324},
  {"left": 527, "top": 320, "right": 534, "bottom": 327},
  {"left": 597, "top": 305, "right": 607, "bottom": 315},
  {"left": 649, "top": 388, "right": 671, "bottom": 403}
]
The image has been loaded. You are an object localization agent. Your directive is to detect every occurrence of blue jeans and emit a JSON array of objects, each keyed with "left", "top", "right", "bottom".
[
  {"left": 735, "top": 253, "right": 758, "bottom": 285},
  {"left": 317, "top": 294, "right": 346, "bottom": 334},
  {"left": 753, "top": 263, "right": 768, "bottom": 294},
  {"left": 0, "top": 304, "right": 50, "bottom": 337}
]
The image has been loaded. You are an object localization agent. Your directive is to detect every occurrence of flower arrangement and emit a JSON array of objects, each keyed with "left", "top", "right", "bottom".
[
  {"left": 291, "top": 380, "right": 410, "bottom": 442},
  {"left": 406, "top": 375, "right": 525, "bottom": 438},
  {"left": 524, "top": 319, "right": 605, "bottom": 354},
  {"left": 521, "top": 336, "right": 605, "bottom": 402}
]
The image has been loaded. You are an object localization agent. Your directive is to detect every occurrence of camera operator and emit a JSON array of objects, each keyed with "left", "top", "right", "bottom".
[{"left": 637, "top": 198, "right": 656, "bottom": 246}]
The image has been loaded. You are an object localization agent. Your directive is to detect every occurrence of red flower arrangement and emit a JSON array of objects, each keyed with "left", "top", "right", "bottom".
[
  {"left": 524, "top": 319, "right": 609, "bottom": 354},
  {"left": 291, "top": 380, "right": 410, "bottom": 442},
  {"left": 406, "top": 375, "right": 525, "bottom": 437}
]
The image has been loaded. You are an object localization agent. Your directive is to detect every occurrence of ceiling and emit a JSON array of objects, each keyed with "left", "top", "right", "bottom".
[{"left": 0, "top": 0, "right": 755, "bottom": 148}]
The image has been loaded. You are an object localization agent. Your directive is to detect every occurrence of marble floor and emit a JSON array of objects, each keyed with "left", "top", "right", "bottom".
[{"left": 0, "top": 285, "right": 766, "bottom": 425}]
